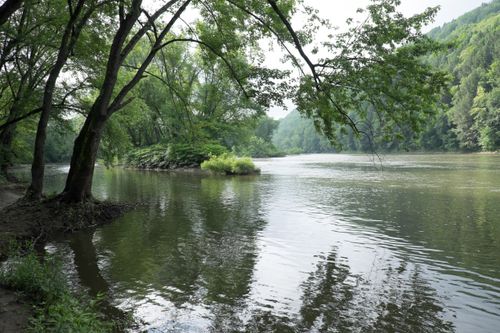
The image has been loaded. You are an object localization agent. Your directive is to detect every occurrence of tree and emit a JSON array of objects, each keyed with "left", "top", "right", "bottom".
[
  {"left": 0, "top": 1, "right": 60, "bottom": 176},
  {"left": 27, "top": 0, "right": 105, "bottom": 198},
  {"left": 61, "top": 0, "right": 192, "bottom": 202}
]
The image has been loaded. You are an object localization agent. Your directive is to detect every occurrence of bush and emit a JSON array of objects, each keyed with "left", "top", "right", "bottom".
[
  {"left": 124, "top": 142, "right": 227, "bottom": 169},
  {"left": 200, "top": 154, "right": 260, "bottom": 175},
  {"left": 0, "top": 245, "right": 113, "bottom": 332}
]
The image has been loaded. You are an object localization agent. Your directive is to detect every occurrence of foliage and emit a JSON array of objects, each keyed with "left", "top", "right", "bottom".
[
  {"left": 201, "top": 154, "right": 259, "bottom": 175},
  {"left": 426, "top": 1, "right": 500, "bottom": 151},
  {"left": 294, "top": 0, "right": 447, "bottom": 147},
  {"left": 125, "top": 143, "right": 227, "bottom": 169},
  {"left": 0, "top": 248, "right": 66, "bottom": 302},
  {"left": 111, "top": 38, "right": 266, "bottom": 148},
  {"left": 0, "top": 245, "right": 112, "bottom": 332},
  {"left": 233, "top": 116, "right": 285, "bottom": 157},
  {"left": 27, "top": 293, "right": 110, "bottom": 333},
  {"left": 45, "top": 121, "right": 78, "bottom": 163},
  {"left": 234, "top": 136, "right": 285, "bottom": 158},
  {"left": 273, "top": 1, "right": 500, "bottom": 154},
  {"left": 273, "top": 110, "right": 336, "bottom": 154}
]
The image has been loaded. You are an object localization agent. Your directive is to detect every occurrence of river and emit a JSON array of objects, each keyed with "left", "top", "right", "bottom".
[{"left": 20, "top": 154, "right": 500, "bottom": 332}]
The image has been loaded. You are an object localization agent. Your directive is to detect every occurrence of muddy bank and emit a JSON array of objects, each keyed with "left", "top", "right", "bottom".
[
  {"left": 0, "top": 184, "right": 132, "bottom": 331},
  {"left": 0, "top": 287, "right": 31, "bottom": 332},
  {"left": 0, "top": 198, "right": 130, "bottom": 259}
]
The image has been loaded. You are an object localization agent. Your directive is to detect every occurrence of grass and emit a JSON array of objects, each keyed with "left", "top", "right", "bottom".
[
  {"left": 0, "top": 244, "right": 114, "bottom": 332},
  {"left": 201, "top": 154, "right": 260, "bottom": 175}
]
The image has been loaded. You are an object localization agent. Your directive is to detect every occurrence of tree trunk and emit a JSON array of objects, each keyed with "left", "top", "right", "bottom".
[
  {"left": 0, "top": 122, "right": 16, "bottom": 177},
  {"left": 60, "top": 109, "right": 108, "bottom": 202},
  {"left": 26, "top": 0, "right": 87, "bottom": 199},
  {"left": 26, "top": 70, "right": 62, "bottom": 198}
]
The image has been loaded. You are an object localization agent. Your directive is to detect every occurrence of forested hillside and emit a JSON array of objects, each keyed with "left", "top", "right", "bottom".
[
  {"left": 272, "top": 110, "right": 335, "bottom": 154},
  {"left": 274, "top": 1, "right": 500, "bottom": 153},
  {"left": 429, "top": 1, "right": 499, "bottom": 151}
]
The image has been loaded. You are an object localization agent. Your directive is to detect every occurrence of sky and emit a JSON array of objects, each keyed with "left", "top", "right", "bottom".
[{"left": 266, "top": 0, "right": 491, "bottom": 119}]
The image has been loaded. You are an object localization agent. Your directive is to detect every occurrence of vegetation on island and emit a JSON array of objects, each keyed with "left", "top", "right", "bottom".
[
  {"left": 201, "top": 154, "right": 260, "bottom": 175},
  {"left": 124, "top": 143, "right": 227, "bottom": 169}
]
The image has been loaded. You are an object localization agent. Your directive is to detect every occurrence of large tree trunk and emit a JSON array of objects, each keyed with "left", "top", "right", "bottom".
[
  {"left": 61, "top": 108, "right": 108, "bottom": 202},
  {"left": 26, "top": 74, "right": 59, "bottom": 198},
  {"left": 26, "top": 0, "right": 88, "bottom": 199}
]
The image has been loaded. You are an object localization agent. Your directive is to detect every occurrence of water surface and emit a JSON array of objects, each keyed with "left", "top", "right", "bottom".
[{"left": 39, "top": 154, "right": 500, "bottom": 332}]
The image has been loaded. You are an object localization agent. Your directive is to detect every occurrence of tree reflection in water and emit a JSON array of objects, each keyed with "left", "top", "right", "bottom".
[
  {"left": 69, "top": 230, "right": 130, "bottom": 325},
  {"left": 244, "top": 249, "right": 454, "bottom": 333}
]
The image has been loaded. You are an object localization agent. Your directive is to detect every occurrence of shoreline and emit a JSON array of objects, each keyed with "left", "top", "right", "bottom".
[{"left": 0, "top": 182, "right": 132, "bottom": 332}]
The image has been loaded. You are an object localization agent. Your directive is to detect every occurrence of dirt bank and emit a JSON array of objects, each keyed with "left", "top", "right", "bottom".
[
  {"left": 0, "top": 183, "right": 132, "bottom": 331},
  {"left": 0, "top": 196, "right": 130, "bottom": 259},
  {"left": 0, "top": 288, "right": 31, "bottom": 332}
]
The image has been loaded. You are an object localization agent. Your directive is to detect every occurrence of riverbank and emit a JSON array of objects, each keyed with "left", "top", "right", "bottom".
[
  {"left": 0, "top": 287, "right": 31, "bottom": 332},
  {"left": 1, "top": 245, "right": 120, "bottom": 332},
  {"left": 0, "top": 186, "right": 130, "bottom": 258},
  {"left": 0, "top": 182, "right": 132, "bottom": 332}
]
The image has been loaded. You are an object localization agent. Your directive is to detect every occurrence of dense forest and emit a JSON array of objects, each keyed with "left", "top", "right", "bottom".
[{"left": 273, "top": 0, "right": 500, "bottom": 154}]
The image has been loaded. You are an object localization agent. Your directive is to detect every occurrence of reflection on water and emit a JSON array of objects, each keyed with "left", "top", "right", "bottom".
[{"left": 37, "top": 154, "right": 500, "bottom": 332}]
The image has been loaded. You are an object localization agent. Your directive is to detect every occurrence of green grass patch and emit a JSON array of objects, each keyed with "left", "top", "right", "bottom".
[
  {"left": 201, "top": 154, "right": 260, "bottom": 175},
  {"left": 0, "top": 244, "right": 114, "bottom": 332}
]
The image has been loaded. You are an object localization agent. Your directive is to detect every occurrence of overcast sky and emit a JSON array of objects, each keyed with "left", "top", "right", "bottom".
[{"left": 266, "top": 0, "right": 491, "bottom": 119}]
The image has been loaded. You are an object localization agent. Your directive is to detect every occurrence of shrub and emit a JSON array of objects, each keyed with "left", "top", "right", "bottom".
[
  {"left": 0, "top": 245, "right": 113, "bottom": 332},
  {"left": 232, "top": 157, "right": 257, "bottom": 174},
  {"left": 201, "top": 154, "right": 260, "bottom": 175}
]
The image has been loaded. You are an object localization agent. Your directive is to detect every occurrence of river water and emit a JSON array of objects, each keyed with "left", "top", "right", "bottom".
[{"left": 31, "top": 154, "right": 500, "bottom": 332}]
